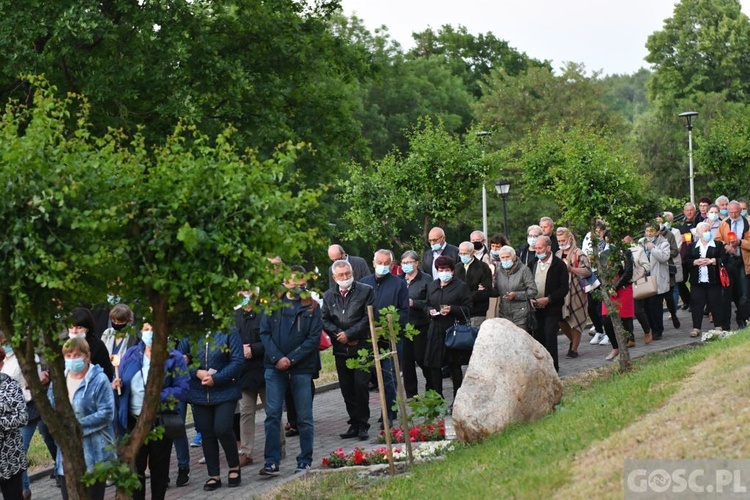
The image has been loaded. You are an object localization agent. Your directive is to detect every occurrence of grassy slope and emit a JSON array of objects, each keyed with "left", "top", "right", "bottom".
[{"left": 268, "top": 331, "right": 750, "bottom": 499}]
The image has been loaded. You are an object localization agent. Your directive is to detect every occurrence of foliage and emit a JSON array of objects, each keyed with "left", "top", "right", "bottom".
[
  {"left": 405, "top": 390, "right": 448, "bottom": 425},
  {"left": 601, "top": 69, "right": 652, "bottom": 123},
  {"left": 514, "top": 125, "right": 656, "bottom": 236},
  {"left": 646, "top": 0, "right": 750, "bottom": 107},
  {"left": 476, "top": 63, "right": 627, "bottom": 149},
  {"left": 341, "top": 118, "right": 489, "bottom": 247},
  {"left": 344, "top": 306, "right": 418, "bottom": 371},
  {"left": 409, "top": 25, "right": 550, "bottom": 98},
  {"left": 694, "top": 103, "right": 750, "bottom": 197}
]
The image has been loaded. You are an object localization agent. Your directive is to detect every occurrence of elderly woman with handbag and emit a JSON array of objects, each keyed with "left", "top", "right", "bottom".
[
  {"left": 423, "top": 255, "right": 472, "bottom": 402},
  {"left": 685, "top": 222, "right": 727, "bottom": 336}
]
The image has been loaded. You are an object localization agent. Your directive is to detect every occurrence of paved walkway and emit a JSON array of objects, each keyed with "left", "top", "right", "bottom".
[{"left": 29, "top": 305, "right": 707, "bottom": 499}]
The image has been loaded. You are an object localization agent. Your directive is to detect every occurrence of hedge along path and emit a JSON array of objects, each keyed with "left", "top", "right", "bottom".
[{"left": 554, "top": 332, "right": 750, "bottom": 500}]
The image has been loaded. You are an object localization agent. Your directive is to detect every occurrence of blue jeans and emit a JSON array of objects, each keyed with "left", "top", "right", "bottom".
[
  {"left": 172, "top": 401, "right": 190, "bottom": 469},
  {"left": 264, "top": 369, "right": 313, "bottom": 467},
  {"left": 20, "top": 421, "right": 38, "bottom": 494}
]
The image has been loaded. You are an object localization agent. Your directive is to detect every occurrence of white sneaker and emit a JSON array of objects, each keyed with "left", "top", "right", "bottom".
[
  {"left": 590, "top": 332, "right": 604, "bottom": 344},
  {"left": 598, "top": 335, "right": 611, "bottom": 345},
  {"left": 588, "top": 326, "right": 597, "bottom": 336}
]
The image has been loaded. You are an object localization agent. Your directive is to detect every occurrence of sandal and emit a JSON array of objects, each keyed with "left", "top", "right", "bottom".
[
  {"left": 228, "top": 468, "right": 241, "bottom": 487},
  {"left": 203, "top": 477, "right": 222, "bottom": 491}
]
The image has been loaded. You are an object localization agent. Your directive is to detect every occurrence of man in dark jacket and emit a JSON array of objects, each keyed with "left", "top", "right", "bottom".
[
  {"left": 530, "top": 236, "right": 569, "bottom": 372},
  {"left": 327, "top": 244, "right": 371, "bottom": 289},
  {"left": 422, "top": 227, "right": 460, "bottom": 279},
  {"left": 360, "top": 249, "right": 409, "bottom": 425},
  {"left": 235, "top": 293, "right": 264, "bottom": 468},
  {"left": 322, "top": 260, "right": 375, "bottom": 441},
  {"left": 454, "top": 241, "right": 493, "bottom": 326},
  {"left": 400, "top": 250, "right": 433, "bottom": 397},
  {"left": 259, "top": 266, "right": 322, "bottom": 476}
]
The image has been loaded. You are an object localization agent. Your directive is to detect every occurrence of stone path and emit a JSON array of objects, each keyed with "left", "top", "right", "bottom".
[{"left": 29, "top": 304, "right": 707, "bottom": 499}]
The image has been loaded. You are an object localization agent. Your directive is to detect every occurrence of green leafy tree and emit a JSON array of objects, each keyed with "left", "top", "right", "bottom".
[
  {"left": 476, "top": 63, "right": 626, "bottom": 149},
  {"left": 645, "top": 0, "right": 750, "bottom": 106},
  {"left": 341, "top": 118, "right": 489, "bottom": 247},
  {"left": 409, "top": 25, "right": 549, "bottom": 98},
  {"left": 0, "top": 80, "right": 319, "bottom": 499}
]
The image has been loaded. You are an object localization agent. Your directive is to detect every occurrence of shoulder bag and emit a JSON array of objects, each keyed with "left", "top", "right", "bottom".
[
  {"left": 445, "top": 308, "right": 478, "bottom": 350},
  {"left": 157, "top": 411, "right": 187, "bottom": 440},
  {"left": 718, "top": 261, "right": 731, "bottom": 288},
  {"left": 525, "top": 299, "right": 538, "bottom": 333},
  {"left": 632, "top": 274, "right": 658, "bottom": 300},
  {"left": 319, "top": 331, "right": 332, "bottom": 351}
]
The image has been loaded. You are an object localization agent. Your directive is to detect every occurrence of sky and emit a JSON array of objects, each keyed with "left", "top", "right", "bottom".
[{"left": 340, "top": 0, "right": 750, "bottom": 76}]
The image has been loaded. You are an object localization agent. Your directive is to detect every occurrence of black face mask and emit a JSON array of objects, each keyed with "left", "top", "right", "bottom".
[
  {"left": 473, "top": 241, "right": 484, "bottom": 251},
  {"left": 289, "top": 286, "right": 307, "bottom": 298},
  {"left": 112, "top": 322, "right": 128, "bottom": 331}
]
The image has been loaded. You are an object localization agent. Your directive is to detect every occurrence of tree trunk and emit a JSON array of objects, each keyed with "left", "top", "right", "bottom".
[
  {"left": 115, "top": 291, "right": 171, "bottom": 500},
  {"left": 599, "top": 293, "right": 632, "bottom": 371}
]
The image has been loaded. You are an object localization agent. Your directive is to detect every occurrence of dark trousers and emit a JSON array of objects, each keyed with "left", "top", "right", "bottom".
[
  {"left": 402, "top": 323, "right": 429, "bottom": 398},
  {"left": 335, "top": 355, "right": 370, "bottom": 430},
  {"left": 644, "top": 293, "right": 666, "bottom": 335},
  {"left": 721, "top": 257, "right": 747, "bottom": 330},
  {"left": 692, "top": 283, "right": 723, "bottom": 330},
  {"left": 0, "top": 471, "right": 23, "bottom": 500},
  {"left": 285, "top": 379, "right": 315, "bottom": 429},
  {"left": 588, "top": 296, "right": 603, "bottom": 333},
  {"left": 603, "top": 316, "right": 634, "bottom": 349},
  {"left": 424, "top": 367, "right": 443, "bottom": 397},
  {"left": 678, "top": 266, "right": 691, "bottom": 306},
  {"left": 633, "top": 298, "right": 651, "bottom": 334},
  {"left": 534, "top": 311, "right": 561, "bottom": 372},
  {"left": 663, "top": 285, "right": 678, "bottom": 318},
  {"left": 127, "top": 415, "right": 173, "bottom": 500},
  {"left": 193, "top": 401, "right": 240, "bottom": 477},
  {"left": 60, "top": 478, "right": 106, "bottom": 500}
]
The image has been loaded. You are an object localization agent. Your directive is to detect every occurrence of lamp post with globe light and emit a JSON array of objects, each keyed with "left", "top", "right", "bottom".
[{"left": 495, "top": 180, "right": 511, "bottom": 239}]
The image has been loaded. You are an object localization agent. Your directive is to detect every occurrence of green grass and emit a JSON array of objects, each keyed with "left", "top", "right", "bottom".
[{"left": 268, "top": 332, "right": 750, "bottom": 499}]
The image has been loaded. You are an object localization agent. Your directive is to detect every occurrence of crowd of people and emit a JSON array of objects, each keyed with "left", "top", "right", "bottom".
[{"left": 1, "top": 194, "right": 749, "bottom": 498}]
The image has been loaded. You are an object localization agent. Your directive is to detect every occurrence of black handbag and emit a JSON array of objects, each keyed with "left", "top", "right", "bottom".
[
  {"left": 444, "top": 309, "right": 478, "bottom": 350},
  {"left": 26, "top": 400, "right": 41, "bottom": 423},
  {"left": 157, "top": 412, "right": 186, "bottom": 440},
  {"left": 525, "top": 300, "right": 538, "bottom": 333}
]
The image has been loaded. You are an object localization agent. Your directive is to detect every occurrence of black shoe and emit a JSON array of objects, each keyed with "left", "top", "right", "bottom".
[
  {"left": 203, "top": 478, "right": 221, "bottom": 491},
  {"left": 358, "top": 428, "right": 369, "bottom": 441},
  {"left": 285, "top": 427, "right": 299, "bottom": 437},
  {"left": 681, "top": 303, "right": 690, "bottom": 311},
  {"left": 652, "top": 333, "right": 663, "bottom": 340},
  {"left": 340, "top": 426, "right": 358, "bottom": 439},
  {"left": 227, "top": 468, "right": 241, "bottom": 488},
  {"left": 567, "top": 350, "right": 578, "bottom": 358},
  {"left": 176, "top": 467, "right": 190, "bottom": 487},
  {"left": 672, "top": 316, "right": 680, "bottom": 328}
]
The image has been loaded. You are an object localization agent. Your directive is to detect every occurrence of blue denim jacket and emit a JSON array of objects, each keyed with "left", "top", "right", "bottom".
[{"left": 50, "top": 363, "right": 116, "bottom": 474}]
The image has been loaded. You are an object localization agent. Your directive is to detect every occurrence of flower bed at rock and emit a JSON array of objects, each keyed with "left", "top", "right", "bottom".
[
  {"left": 321, "top": 440, "right": 455, "bottom": 469},
  {"left": 377, "top": 419, "right": 445, "bottom": 443},
  {"left": 701, "top": 329, "right": 738, "bottom": 342}
]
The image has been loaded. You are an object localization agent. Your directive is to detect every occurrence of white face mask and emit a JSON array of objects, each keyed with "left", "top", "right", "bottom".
[
  {"left": 559, "top": 244, "right": 570, "bottom": 251},
  {"left": 527, "top": 236, "right": 538, "bottom": 247},
  {"left": 336, "top": 277, "right": 354, "bottom": 290}
]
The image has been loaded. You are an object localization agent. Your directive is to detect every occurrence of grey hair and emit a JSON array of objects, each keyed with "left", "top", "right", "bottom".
[
  {"left": 332, "top": 260, "right": 352, "bottom": 272},
  {"left": 539, "top": 216, "right": 554, "bottom": 226},
  {"left": 536, "top": 235, "right": 551, "bottom": 247},
  {"left": 400, "top": 250, "right": 420, "bottom": 262},
  {"left": 458, "top": 241, "right": 473, "bottom": 252},
  {"left": 470, "top": 230, "right": 486, "bottom": 241},
  {"left": 527, "top": 224, "right": 543, "bottom": 236},
  {"left": 696, "top": 222, "right": 710, "bottom": 234},
  {"left": 729, "top": 200, "right": 741, "bottom": 209},
  {"left": 684, "top": 202, "right": 696, "bottom": 210},
  {"left": 716, "top": 195, "right": 730, "bottom": 205},
  {"left": 373, "top": 249, "right": 394, "bottom": 262},
  {"left": 498, "top": 245, "right": 516, "bottom": 258}
]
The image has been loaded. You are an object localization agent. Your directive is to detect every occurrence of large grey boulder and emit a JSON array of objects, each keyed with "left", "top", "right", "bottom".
[{"left": 452, "top": 318, "right": 562, "bottom": 442}]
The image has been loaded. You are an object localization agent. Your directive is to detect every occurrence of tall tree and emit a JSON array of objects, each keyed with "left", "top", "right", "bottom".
[
  {"left": 409, "top": 25, "right": 549, "bottom": 98},
  {"left": 645, "top": 0, "right": 750, "bottom": 106},
  {"left": 340, "top": 118, "right": 489, "bottom": 247}
]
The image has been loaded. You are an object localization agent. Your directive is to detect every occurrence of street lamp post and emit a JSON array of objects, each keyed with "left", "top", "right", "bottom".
[
  {"left": 679, "top": 111, "right": 699, "bottom": 206},
  {"left": 494, "top": 180, "right": 511, "bottom": 239},
  {"left": 476, "top": 131, "right": 491, "bottom": 238}
]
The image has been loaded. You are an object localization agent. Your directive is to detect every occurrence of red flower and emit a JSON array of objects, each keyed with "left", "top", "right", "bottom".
[
  {"left": 322, "top": 458, "right": 329, "bottom": 466},
  {"left": 353, "top": 448, "right": 365, "bottom": 465}
]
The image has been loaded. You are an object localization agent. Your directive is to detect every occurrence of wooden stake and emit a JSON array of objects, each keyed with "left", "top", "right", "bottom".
[
  {"left": 367, "top": 305, "right": 395, "bottom": 475},
  {"left": 387, "top": 313, "right": 413, "bottom": 468}
]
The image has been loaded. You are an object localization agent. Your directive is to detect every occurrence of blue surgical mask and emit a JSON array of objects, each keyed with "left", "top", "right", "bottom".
[
  {"left": 708, "top": 213, "right": 719, "bottom": 222},
  {"left": 431, "top": 243, "right": 442, "bottom": 252},
  {"left": 2, "top": 345, "right": 12, "bottom": 356},
  {"left": 664, "top": 222, "right": 672, "bottom": 230},
  {"left": 141, "top": 330, "right": 154, "bottom": 347},
  {"left": 65, "top": 357, "right": 86, "bottom": 373},
  {"left": 527, "top": 236, "right": 537, "bottom": 246},
  {"left": 238, "top": 295, "right": 251, "bottom": 308},
  {"left": 438, "top": 271, "right": 453, "bottom": 283},
  {"left": 720, "top": 209, "right": 729, "bottom": 216},
  {"left": 401, "top": 264, "right": 414, "bottom": 274},
  {"left": 459, "top": 255, "right": 472, "bottom": 264},
  {"left": 375, "top": 265, "right": 390, "bottom": 276},
  {"left": 501, "top": 260, "right": 513, "bottom": 269},
  {"left": 701, "top": 232, "right": 712, "bottom": 242},
  {"left": 490, "top": 250, "right": 500, "bottom": 259},
  {"left": 647, "top": 236, "right": 656, "bottom": 242},
  {"left": 742, "top": 209, "right": 748, "bottom": 217},
  {"left": 536, "top": 252, "right": 547, "bottom": 261}
]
